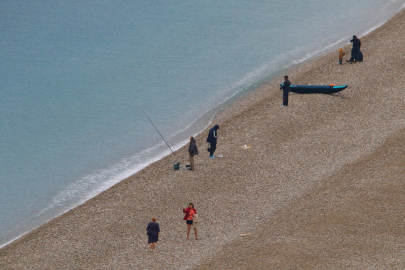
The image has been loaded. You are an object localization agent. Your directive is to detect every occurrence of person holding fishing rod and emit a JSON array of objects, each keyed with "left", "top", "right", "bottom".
[{"left": 206, "top": 125, "right": 219, "bottom": 158}]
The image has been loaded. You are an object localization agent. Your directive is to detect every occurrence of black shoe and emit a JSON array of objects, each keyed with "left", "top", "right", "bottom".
[{"left": 186, "top": 165, "right": 190, "bottom": 167}]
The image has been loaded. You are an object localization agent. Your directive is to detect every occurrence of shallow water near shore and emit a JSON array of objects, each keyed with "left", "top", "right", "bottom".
[{"left": 0, "top": 0, "right": 404, "bottom": 247}]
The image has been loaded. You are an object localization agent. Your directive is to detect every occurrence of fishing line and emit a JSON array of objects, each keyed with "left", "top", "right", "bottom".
[{"left": 142, "top": 110, "right": 181, "bottom": 164}]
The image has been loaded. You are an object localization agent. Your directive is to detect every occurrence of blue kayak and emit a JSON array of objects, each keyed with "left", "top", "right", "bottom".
[{"left": 280, "top": 84, "right": 348, "bottom": 94}]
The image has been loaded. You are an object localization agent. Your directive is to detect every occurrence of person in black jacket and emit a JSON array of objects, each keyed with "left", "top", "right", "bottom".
[
  {"left": 280, "top": 75, "right": 291, "bottom": 107},
  {"left": 188, "top": 136, "right": 199, "bottom": 170},
  {"left": 206, "top": 125, "right": 219, "bottom": 158},
  {"left": 349, "top": 35, "right": 361, "bottom": 63}
]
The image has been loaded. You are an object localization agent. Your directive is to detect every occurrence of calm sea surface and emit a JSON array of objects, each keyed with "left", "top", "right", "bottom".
[{"left": 1, "top": 0, "right": 404, "bottom": 247}]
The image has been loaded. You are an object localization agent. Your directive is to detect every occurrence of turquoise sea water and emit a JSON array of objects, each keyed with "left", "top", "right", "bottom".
[{"left": 1, "top": 0, "right": 404, "bottom": 247}]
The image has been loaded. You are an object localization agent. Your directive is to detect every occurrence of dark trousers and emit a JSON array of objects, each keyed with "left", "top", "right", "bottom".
[
  {"left": 283, "top": 92, "right": 289, "bottom": 106},
  {"left": 350, "top": 48, "right": 359, "bottom": 62},
  {"left": 209, "top": 143, "right": 217, "bottom": 156}
]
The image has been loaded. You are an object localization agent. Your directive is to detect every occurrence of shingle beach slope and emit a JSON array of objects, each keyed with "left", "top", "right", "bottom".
[{"left": 1, "top": 8, "right": 405, "bottom": 270}]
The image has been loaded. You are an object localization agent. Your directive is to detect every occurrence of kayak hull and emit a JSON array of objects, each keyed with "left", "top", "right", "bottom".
[{"left": 280, "top": 84, "right": 348, "bottom": 94}]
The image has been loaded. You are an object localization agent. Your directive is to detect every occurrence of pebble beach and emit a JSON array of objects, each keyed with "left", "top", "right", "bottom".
[{"left": 1, "top": 7, "right": 405, "bottom": 270}]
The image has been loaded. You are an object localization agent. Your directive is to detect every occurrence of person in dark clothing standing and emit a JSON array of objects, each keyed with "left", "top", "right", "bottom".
[
  {"left": 188, "top": 136, "right": 198, "bottom": 170},
  {"left": 206, "top": 125, "right": 219, "bottom": 158},
  {"left": 146, "top": 217, "right": 160, "bottom": 252},
  {"left": 349, "top": 35, "right": 361, "bottom": 63},
  {"left": 280, "top": 75, "right": 291, "bottom": 107}
]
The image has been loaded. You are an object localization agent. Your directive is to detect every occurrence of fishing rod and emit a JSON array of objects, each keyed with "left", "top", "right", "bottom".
[{"left": 142, "top": 110, "right": 181, "bottom": 164}]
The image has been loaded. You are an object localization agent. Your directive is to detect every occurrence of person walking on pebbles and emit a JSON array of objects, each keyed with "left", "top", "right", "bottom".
[
  {"left": 280, "top": 75, "right": 291, "bottom": 107},
  {"left": 206, "top": 125, "right": 219, "bottom": 158},
  {"left": 188, "top": 136, "right": 198, "bottom": 170},
  {"left": 146, "top": 217, "right": 160, "bottom": 252},
  {"left": 338, "top": 48, "right": 345, "bottom": 65},
  {"left": 183, "top": 203, "right": 198, "bottom": 240}
]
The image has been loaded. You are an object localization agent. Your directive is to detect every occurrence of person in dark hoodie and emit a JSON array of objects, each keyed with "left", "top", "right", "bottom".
[
  {"left": 188, "top": 136, "right": 198, "bottom": 170},
  {"left": 280, "top": 75, "right": 291, "bottom": 107},
  {"left": 206, "top": 125, "right": 219, "bottom": 158},
  {"left": 349, "top": 35, "right": 361, "bottom": 63}
]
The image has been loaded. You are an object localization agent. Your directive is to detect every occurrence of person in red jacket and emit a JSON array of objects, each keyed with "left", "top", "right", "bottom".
[{"left": 183, "top": 203, "right": 198, "bottom": 240}]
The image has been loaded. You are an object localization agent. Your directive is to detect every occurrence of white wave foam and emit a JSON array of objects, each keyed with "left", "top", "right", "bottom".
[
  {"left": 212, "top": 59, "right": 281, "bottom": 106},
  {"left": 39, "top": 143, "right": 171, "bottom": 216},
  {"left": 0, "top": 139, "right": 192, "bottom": 249},
  {"left": 358, "top": 22, "right": 385, "bottom": 38},
  {"left": 163, "top": 59, "right": 279, "bottom": 144},
  {"left": 291, "top": 37, "right": 348, "bottom": 65},
  {"left": 359, "top": 1, "right": 405, "bottom": 37},
  {"left": 21, "top": 61, "right": 276, "bottom": 247},
  {"left": 4, "top": 1, "right": 405, "bottom": 250},
  {"left": 34, "top": 109, "right": 216, "bottom": 228}
]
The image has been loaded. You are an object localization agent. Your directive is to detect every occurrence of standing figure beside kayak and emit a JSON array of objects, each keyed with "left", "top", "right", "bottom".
[
  {"left": 280, "top": 75, "right": 291, "bottom": 107},
  {"left": 206, "top": 125, "right": 219, "bottom": 158}
]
